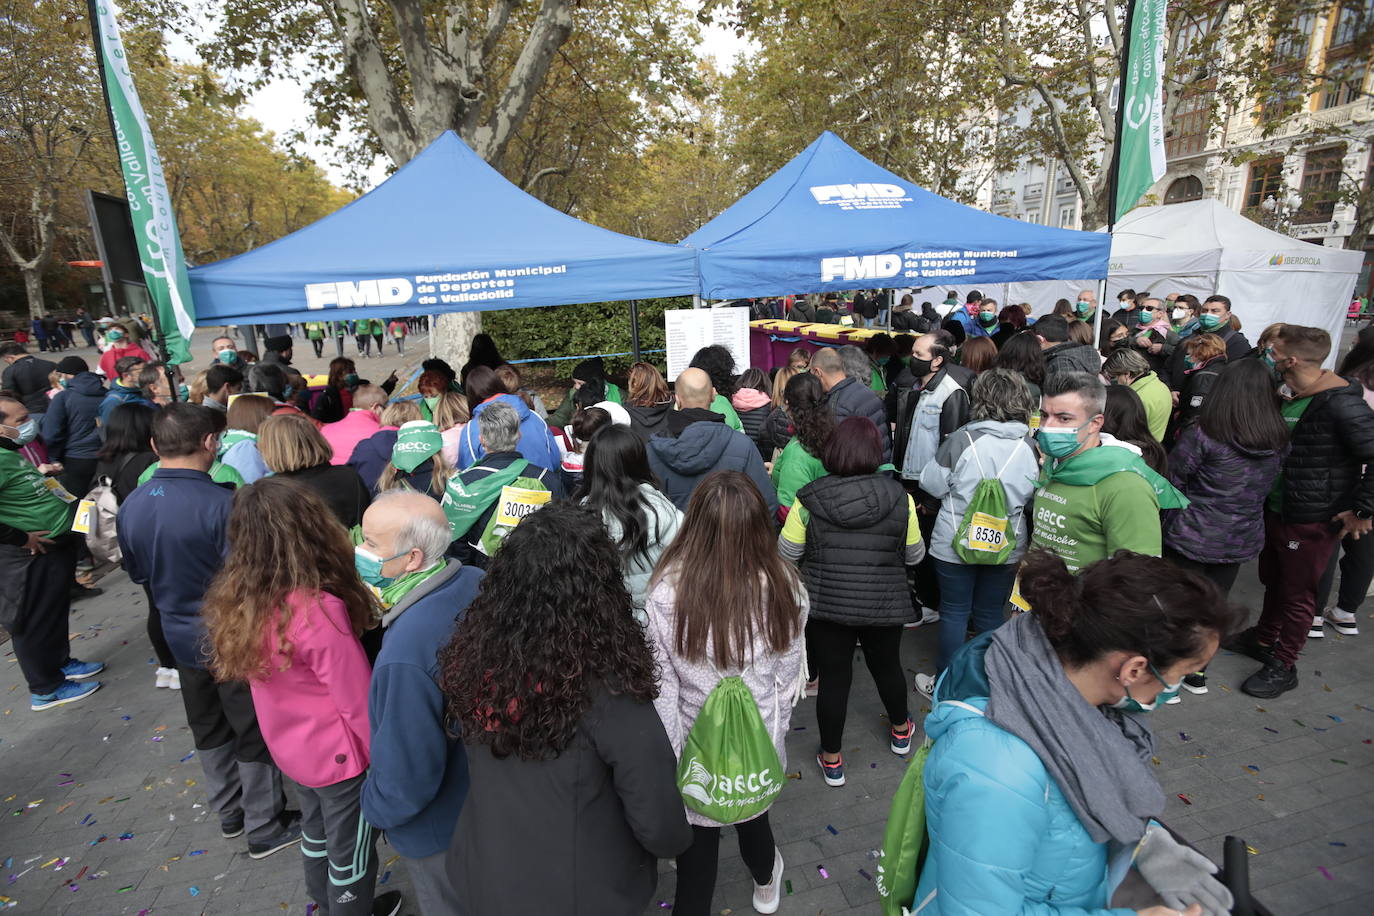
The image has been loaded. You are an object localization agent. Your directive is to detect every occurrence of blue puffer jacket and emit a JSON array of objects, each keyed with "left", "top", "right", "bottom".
[
  {"left": 456, "top": 393, "right": 559, "bottom": 470},
  {"left": 42, "top": 372, "right": 107, "bottom": 460},
  {"left": 913, "top": 635, "right": 1134, "bottom": 915}
]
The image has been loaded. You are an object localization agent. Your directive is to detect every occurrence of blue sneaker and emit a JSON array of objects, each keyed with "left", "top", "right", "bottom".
[
  {"left": 890, "top": 718, "right": 915, "bottom": 756},
  {"left": 61, "top": 659, "right": 105, "bottom": 681},
  {"left": 31, "top": 679, "right": 101, "bottom": 711},
  {"left": 816, "top": 751, "right": 845, "bottom": 787}
]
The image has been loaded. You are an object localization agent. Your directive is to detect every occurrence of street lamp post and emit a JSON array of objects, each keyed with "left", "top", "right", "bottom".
[{"left": 1260, "top": 190, "right": 1305, "bottom": 234}]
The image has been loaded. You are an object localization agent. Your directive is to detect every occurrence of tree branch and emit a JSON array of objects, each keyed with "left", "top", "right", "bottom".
[
  {"left": 330, "top": 0, "right": 420, "bottom": 163},
  {"left": 471, "top": 0, "right": 574, "bottom": 167}
]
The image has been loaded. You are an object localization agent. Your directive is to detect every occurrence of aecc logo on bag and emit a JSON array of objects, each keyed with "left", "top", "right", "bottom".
[{"left": 680, "top": 756, "right": 777, "bottom": 808}]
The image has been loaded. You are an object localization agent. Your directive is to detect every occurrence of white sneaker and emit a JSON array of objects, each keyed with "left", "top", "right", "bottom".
[
  {"left": 168, "top": 668, "right": 181, "bottom": 690},
  {"left": 1309, "top": 615, "right": 1325, "bottom": 639},
  {"left": 155, "top": 667, "right": 174, "bottom": 689},
  {"left": 752, "top": 849, "right": 784, "bottom": 914},
  {"left": 1325, "top": 607, "right": 1360, "bottom": 636},
  {"left": 1165, "top": 693, "right": 1182, "bottom": 705},
  {"left": 914, "top": 673, "right": 936, "bottom": 699},
  {"left": 905, "top": 607, "right": 940, "bottom": 628}
]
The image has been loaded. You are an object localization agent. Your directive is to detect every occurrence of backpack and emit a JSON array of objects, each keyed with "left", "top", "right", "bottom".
[
  {"left": 73, "top": 453, "right": 136, "bottom": 566},
  {"left": 951, "top": 431, "right": 1025, "bottom": 565},
  {"left": 442, "top": 458, "right": 551, "bottom": 557},
  {"left": 676, "top": 671, "right": 785, "bottom": 825},
  {"left": 476, "top": 471, "right": 551, "bottom": 556}
]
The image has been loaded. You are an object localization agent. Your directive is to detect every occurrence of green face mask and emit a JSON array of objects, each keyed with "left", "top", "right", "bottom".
[
  {"left": 1138, "top": 309, "right": 1153, "bottom": 324},
  {"left": 1198, "top": 313, "right": 1224, "bottom": 331},
  {"left": 1035, "top": 419, "right": 1091, "bottom": 459},
  {"left": 1075, "top": 300, "right": 1092, "bottom": 315},
  {"left": 979, "top": 311, "right": 998, "bottom": 327},
  {"left": 1111, "top": 661, "right": 1183, "bottom": 713}
]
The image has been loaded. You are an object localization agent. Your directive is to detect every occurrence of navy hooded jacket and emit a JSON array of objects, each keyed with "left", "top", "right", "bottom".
[
  {"left": 646, "top": 409, "right": 778, "bottom": 517},
  {"left": 42, "top": 372, "right": 107, "bottom": 461}
]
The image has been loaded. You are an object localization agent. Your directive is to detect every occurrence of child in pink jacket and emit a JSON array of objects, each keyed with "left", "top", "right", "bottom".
[{"left": 202, "top": 477, "right": 398, "bottom": 916}]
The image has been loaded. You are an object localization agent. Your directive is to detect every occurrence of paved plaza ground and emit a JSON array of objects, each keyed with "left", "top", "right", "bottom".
[{"left": 1, "top": 328, "right": 1372, "bottom": 914}]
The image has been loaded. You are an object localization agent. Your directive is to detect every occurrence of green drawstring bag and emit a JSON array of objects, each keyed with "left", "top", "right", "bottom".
[
  {"left": 875, "top": 739, "right": 933, "bottom": 916},
  {"left": 952, "top": 432, "right": 1023, "bottom": 565},
  {"left": 676, "top": 675, "right": 784, "bottom": 825}
]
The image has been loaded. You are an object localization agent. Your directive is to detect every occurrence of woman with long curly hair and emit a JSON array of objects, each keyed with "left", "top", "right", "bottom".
[
  {"left": 769, "top": 371, "right": 834, "bottom": 523},
  {"left": 438, "top": 502, "right": 690, "bottom": 915},
  {"left": 646, "top": 472, "right": 806, "bottom": 916},
  {"left": 202, "top": 477, "right": 394, "bottom": 916}
]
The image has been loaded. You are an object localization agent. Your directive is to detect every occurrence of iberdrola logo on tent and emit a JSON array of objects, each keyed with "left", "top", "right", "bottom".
[{"left": 1269, "top": 254, "right": 1284, "bottom": 266}]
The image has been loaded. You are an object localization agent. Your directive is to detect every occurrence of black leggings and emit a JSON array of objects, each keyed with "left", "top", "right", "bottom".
[
  {"left": 1162, "top": 547, "right": 1242, "bottom": 597},
  {"left": 810, "top": 619, "right": 908, "bottom": 754},
  {"left": 144, "top": 584, "right": 176, "bottom": 669},
  {"left": 673, "top": 813, "right": 776, "bottom": 916}
]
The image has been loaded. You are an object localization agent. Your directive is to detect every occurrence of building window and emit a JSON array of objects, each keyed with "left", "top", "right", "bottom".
[
  {"left": 1058, "top": 204, "right": 1077, "bottom": 228},
  {"left": 1245, "top": 158, "right": 1285, "bottom": 209},
  {"left": 1273, "top": 13, "right": 1315, "bottom": 61},
  {"left": 1330, "top": 0, "right": 1373, "bottom": 48},
  {"left": 1165, "top": 176, "right": 1204, "bottom": 204},
  {"left": 1167, "top": 85, "right": 1214, "bottom": 157},
  {"left": 1296, "top": 145, "right": 1347, "bottom": 224},
  {"left": 1322, "top": 63, "right": 1367, "bottom": 108}
]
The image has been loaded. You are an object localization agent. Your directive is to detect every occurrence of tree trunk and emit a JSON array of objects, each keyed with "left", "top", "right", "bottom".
[
  {"left": 22, "top": 267, "right": 45, "bottom": 318},
  {"left": 432, "top": 310, "right": 483, "bottom": 377}
]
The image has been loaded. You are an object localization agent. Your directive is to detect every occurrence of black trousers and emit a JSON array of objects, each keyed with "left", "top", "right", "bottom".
[
  {"left": 1316, "top": 530, "right": 1374, "bottom": 614},
  {"left": 673, "top": 813, "right": 776, "bottom": 916},
  {"left": 11, "top": 533, "right": 78, "bottom": 694},
  {"left": 1162, "top": 546, "right": 1242, "bottom": 597},
  {"left": 177, "top": 666, "right": 274, "bottom": 764},
  {"left": 57, "top": 457, "right": 98, "bottom": 500},
  {"left": 144, "top": 584, "right": 176, "bottom": 669},
  {"left": 810, "top": 619, "right": 909, "bottom": 754},
  {"left": 310, "top": 338, "right": 324, "bottom": 358}
]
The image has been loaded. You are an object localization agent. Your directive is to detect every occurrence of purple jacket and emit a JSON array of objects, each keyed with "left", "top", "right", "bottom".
[{"left": 1164, "top": 426, "right": 1283, "bottom": 565}]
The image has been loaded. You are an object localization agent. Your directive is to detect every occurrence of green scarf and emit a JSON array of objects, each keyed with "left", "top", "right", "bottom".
[
  {"left": 377, "top": 562, "right": 446, "bottom": 609},
  {"left": 1039, "top": 444, "right": 1189, "bottom": 510}
]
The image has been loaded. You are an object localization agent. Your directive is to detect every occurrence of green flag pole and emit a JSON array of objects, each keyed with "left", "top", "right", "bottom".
[{"left": 87, "top": 0, "right": 197, "bottom": 379}]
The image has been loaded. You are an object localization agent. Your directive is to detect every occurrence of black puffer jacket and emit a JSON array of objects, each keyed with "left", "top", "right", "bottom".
[
  {"left": 797, "top": 474, "right": 913, "bottom": 626},
  {"left": 736, "top": 405, "right": 772, "bottom": 460},
  {"left": 1280, "top": 378, "right": 1374, "bottom": 523},
  {"left": 826, "top": 377, "right": 891, "bottom": 460}
]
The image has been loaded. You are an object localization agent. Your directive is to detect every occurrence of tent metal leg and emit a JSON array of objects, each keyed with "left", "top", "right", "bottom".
[{"left": 630, "top": 300, "right": 642, "bottom": 362}]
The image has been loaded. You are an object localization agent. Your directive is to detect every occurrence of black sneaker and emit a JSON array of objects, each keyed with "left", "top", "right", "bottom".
[
  {"left": 220, "top": 816, "right": 245, "bottom": 839},
  {"left": 372, "top": 890, "right": 403, "bottom": 916},
  {"left": 1224, "top": 626, "right": 1274, "bottom": 665},
  {"left": 1241, "top": 660, "right": 1298, "bottom": 699},
  {"left": 1182, "top": 673, "right": 1208, "bottom": 695},
  {"left": 248, "top": 811, "right": 302, "bottom": 860}
]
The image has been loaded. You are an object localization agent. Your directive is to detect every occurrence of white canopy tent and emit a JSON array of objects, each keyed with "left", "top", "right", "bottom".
[{"left": 954, "top": 200, "right": 1362, "bottom": 367}]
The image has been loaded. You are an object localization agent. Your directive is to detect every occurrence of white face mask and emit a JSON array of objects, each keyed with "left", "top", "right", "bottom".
[{"left": 1171, "top": 308, "right": 1186, "bottom": 321}]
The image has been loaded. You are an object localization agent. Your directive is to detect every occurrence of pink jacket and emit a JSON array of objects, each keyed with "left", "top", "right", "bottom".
[
  {"left": 322, "top": 408, "right": 381, "bottom": 465},
  {"left": 249, "top": 590, "right": 372, "bottom": 788}
]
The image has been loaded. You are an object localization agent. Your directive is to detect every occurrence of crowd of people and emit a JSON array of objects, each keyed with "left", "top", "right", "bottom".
[{"left": 2, "top": 288, "right": 1373, "bottom": 915}]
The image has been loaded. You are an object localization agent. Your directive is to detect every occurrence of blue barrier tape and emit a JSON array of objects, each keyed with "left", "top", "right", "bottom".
[{"left": 509, "top": 349, "right": 666, "bottom": 365}]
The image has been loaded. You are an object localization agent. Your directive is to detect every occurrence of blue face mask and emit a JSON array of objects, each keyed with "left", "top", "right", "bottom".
[
  {"left": 1112, "top": 661, "right": 1183, "bottom": 713},
  {"left": 1036, "top": 419, "right": 1092, "bottom": 459},
  {"left": 177, "top": 383, "right": 190, "bottom": 402},
  {"left": 282, "top": 385, "right": 295, "bottom": 399},
  {"left": 2, "top": 419, "right": 38, "bottom": 446},
  {"left": 355, "top": 545, "right": 406, "bottom": 588}
]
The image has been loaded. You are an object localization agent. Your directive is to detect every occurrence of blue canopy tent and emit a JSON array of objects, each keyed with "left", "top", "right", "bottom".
[
  {"left": 188, "top": 131, "right": 699, "bottom": 327},
  {"left": 681, "top": 131, "right": 1110, "bottom": 299}
]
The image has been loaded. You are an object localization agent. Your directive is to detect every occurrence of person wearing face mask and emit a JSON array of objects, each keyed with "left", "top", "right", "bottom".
[
  {"left": 119, "top": 404, "right": 301, "bottom": 858},
  {"left": 1072, "top": 288, "right": 1099, "bottom": 323},
  {"left": 208, "top": 336, "right": 248, "bottom": 373},
  {"left": 1195, "top": 295, "right": 1249, "bottom": 361},
  {"left": 1226, "top": 325, "right": 1374, "bottom": 699},
  {"left": 357, "top": 490, "right": 482, "bottom": 916},
  {"left": 1117, "top": 297, "right": 1178, "bottom": 378},
  {"left": 310, "top": 357, "right": 360, "bottom": 423},
  {"left": 1110, "top": 288, "right": 1138, "bottom": 321},
  {"left": 140, "top": 362, "right": 190, "bottom": 406},
  {"left": 1098, "top": 318, "right": 1129, "bottom": 360},
  {"left": 99, "top": 356, "right": 153, "bottom": 423},
  {"left": 0, "top": 395, "right": 106, "bottom": 712},
  {"left": 96, "top": 323, "right": 154, "bottom": 381},
  {"left": 1030, "top": 372, "right": 1187, "bottom": 573},
  {"left": 915, "top": 548, "right": 1241, "bottom": 916}
]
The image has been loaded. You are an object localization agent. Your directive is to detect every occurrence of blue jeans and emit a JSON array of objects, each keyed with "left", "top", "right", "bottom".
[{"left": 932, "top": 557, "right": 1018, "bottom": 670}]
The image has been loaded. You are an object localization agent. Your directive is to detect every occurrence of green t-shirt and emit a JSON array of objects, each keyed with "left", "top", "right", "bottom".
[
  {"left": 1031, "top": 470, "right": 1161, "bottom": 573},
  {"left": 138, "top": 460, "right": 247, "bottom": 489},
  {"left": 1129, "top": 372, "right": 1172, "bottom": 442},
  {"left": 709, "top": 393, "right": 744, "bottom": 431},
  {"left": 305, "top": 322, "right": 325, "bottom": 339},
  {"left": 771, "top": 438, "right": 826, "bottom": 513},
  {"left": 0, "top": 449, "right": 74, "bottom": 537},
  {"left": 1265, "top": 395, "right": 1314, "bottom": 514}
]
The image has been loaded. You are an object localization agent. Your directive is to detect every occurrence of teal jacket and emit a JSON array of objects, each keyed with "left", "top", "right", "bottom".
[{"left": 913, "top": 634, "right": 1134, "bottom": 915}]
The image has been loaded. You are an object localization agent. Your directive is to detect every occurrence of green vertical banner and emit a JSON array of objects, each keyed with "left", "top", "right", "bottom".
[
  {"left": 1115, "top": 0, "right": 1168, "bottom": 219},
  {"left": 90, "top": 2, "right": 196, "bottom": 364}
]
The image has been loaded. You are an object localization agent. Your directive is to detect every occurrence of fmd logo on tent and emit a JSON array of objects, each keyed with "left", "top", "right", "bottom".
[
  {"left": 809, "top": 184, "right": 911, "bottom": 210},
  {"left": 305, "top": 278, "right": 414, "bottom": 310},
  {"left": 821, "top": 254, "right": 902, "bottom": 283}
]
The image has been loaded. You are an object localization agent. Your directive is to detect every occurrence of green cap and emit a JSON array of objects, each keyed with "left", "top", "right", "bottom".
[{"left": 391, "top": 420, "right": 443, "bottom": 472}]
